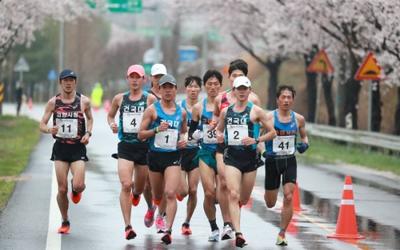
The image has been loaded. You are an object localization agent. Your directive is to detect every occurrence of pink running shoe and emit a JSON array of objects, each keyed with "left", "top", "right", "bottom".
[
  {"left": 144, "top": 205, "right": 156, "bottom": 227},
  {"left": 155, "top": 215, "right": 166, "bottom": 233}
]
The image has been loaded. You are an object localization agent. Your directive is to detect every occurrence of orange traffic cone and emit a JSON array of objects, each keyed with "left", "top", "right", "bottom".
[
  {"left": 103, "top": 99, "right": 111, "bottom": 113},
  {"left": 292, "top": 182, "right": 304, "bottom": 212},
  {"left": 328, "top": 176, "right": 365, "bottom": 239},
  {"left": 27, "top": 97, "right": 33, "bottom": 110}
]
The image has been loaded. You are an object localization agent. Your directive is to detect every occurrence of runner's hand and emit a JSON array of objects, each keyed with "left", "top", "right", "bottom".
[
  {"left": 49, "top": 126, "right": 58, "bottom": 135},
  {"left": 158, "top": 121, "right": 169, "bottom": 132},
  {"left": 177, "top": 139, "right": 186, "bottom": 149},
  {"left": 80, "top": 133, "right": 90, "bottom": 145},
  {"left": 192, "top": 130, "right": 203, "bottom": 141},
  {"left": 208, "top": 120, "right": 218, "bottom": 130},
  {"left": 110, "top": 122, "right": 118, "bottom": 133},
  {"left": 297, "top": 142, "right": 309, "bottom": 153},
  {"left": 241, "top": 137, "right": 256, "bottom": 146}
]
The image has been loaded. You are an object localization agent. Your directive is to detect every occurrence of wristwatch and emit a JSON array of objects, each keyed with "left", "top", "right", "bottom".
[{"left": 86, "top": 131, "right": 92, "bottom": 137}]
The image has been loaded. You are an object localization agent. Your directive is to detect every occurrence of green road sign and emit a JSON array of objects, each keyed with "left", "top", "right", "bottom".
[
  {"left": 143, "top": 63, "right": 152, "bottom": 75},
  {"left": 107, "top": 0, "right": 142, "bottom": 13},
  {"left": 86, "top": 0, "right": 96, "bottom": 9}
]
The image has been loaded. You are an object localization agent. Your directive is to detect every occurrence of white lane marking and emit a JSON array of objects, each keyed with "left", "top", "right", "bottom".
[{"left": 45, "top": 165, "right": 61, "bottom": 250}]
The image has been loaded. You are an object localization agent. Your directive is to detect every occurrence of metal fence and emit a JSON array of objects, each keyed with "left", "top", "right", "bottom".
[{"left": 307, "top": 123, "right": 400, "bottom": 153}]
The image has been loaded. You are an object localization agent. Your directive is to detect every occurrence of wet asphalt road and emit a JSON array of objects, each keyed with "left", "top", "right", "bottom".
[{"left": 1, "top": 103, "right": 399, "bottom": 250}]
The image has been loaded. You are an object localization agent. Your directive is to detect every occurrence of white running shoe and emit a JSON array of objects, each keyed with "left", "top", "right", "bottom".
[
  {"left": 208, "top": 229, "right": 220, "bottom": 242},
  {"left": 221, "top": 224, "right": 234, "bottom": 240}
]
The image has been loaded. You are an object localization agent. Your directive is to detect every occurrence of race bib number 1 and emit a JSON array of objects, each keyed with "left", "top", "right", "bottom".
[
  {"left": 202, "top": 124, "right": 217, "bottom": 144},
  {"left": 56, "top": 118, "right": 78, "bottom": 138},
  {"left": 272, "top": 135, "right": 295, "bottom": 155},
  {"left": 227, "top": 124, "right": 248, "bottom": 146},
  {"left": 123, "top": 112, "right": 143, "bottom": 133},
  {"left": 155, "top": 128, "right": 178, "bottom": 150}
]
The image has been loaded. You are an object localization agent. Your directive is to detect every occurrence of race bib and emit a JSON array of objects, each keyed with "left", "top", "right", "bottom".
[
  {"left": 272, "top": 135, "right": 295, "bottom": 155},
  {"left": 202, "top": 124, "right": 217, "bottom": 144},
  {"left": 56, "top": 118, "right": 78, "bottom": 138},
  {"left": 227, "top": 124, "right": 248, "bottom": 146},
  {"left": 154, "top": 128, "right": 178, "bottom": 150},
  {"left": 123, "top": 112, "right": 143, "bottom": 133}
]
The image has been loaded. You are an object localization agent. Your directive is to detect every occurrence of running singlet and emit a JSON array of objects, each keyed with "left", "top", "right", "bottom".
[
  {"left": 224, "top": 102, "right": 259, "bottom": 150},
  {"left": 200, "top": 98, "right": 217, "bottom": 151},
  {"left": 265, "top": 110, "right": 298, "bottom": 156},
  {"left": 181, "top": 100, "right": 199, "bottom": 149},
  {"left": 149, "top": 90, "right": 161, "bottom": 100},
  {"left": 219, "top": 90, "right": 231, "bottom": 111},
  {"left": 118, "top": 91, "right": 148, "bottom": 145},
  {"left": 52, "top": 93, "right": 86, "bottom": 144},
  {"left": 149, "top": 101, "right": 182, "bottom": 152}
]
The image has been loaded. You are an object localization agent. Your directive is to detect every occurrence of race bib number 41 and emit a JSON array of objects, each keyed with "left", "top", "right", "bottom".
[
  {"left": 56, "top": 118, "right": 78, "bottom": 138},
  {"left": 123, "top": 112, "right": 143, "bottom": 133},
  {"left": 272, "top": 135, "right": 295, "bottom": 155},
  {"left": 155, "top": 128, "right": 178, "bottom": 150},
  {"left": 227, "top": 124, "right": 248, "bottom": 146}
]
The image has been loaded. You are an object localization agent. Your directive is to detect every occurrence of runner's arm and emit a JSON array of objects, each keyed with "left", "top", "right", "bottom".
[
  {"left": 39, "top": 98, "right": 57, "bottom": 134},
  {"left": 138, "top": 105, "right": 156, "bottom": 141},
  {"left": 257, "top": 109, "right": 276, "bottom": 143},
  {"left": 216, "top": 108, "right": 226, "bottom": 144}
]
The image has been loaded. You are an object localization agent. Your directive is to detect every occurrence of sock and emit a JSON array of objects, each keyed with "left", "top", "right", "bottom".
[
  {"left": 182, "top": 222, "right": 190, "bottom": 228},
  {"left": 224, "top": 221, "right": 233, "bottom": 228},
  {"left": 235, "top": 232, "right": 242, "bottom": 237},
  {"left": 209, "top": 219, "right": 219, "bottom": 231},
  {"left": 279, "top": 228, "right": 285, "bottom": 236}
]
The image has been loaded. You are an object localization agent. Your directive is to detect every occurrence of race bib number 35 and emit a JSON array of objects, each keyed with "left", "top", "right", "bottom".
[
  {"left": 123, "top": 112, "right": 143, "bottom": 133},
  {"left": 56, "top": 118, "right": 78, "bottom": 138},
  {"left": 227, "top": 124, "right": 248, "bottom": 146},
  {"left": 272, "top": 135, "right": 295, "bottom": 155},
  {"left": 155, "top": 129, "right": 178, "bottom": 150},
  {"left": 202, "top": 125, "right": 217, "bottom": 144}
]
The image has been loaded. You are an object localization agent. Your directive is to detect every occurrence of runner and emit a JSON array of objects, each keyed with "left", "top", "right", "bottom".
[
  {"left": 39, "top": 69, "right": 93, "bottom": 234},
  {"left": 146, "top": 63, "right": 168, "bottom": 232},
  {"left": 263, "top": 85, "right": 309, "bottom": 246},
  {"left": 216, "top": 76, "right": 276, "bottom": 247},
  {"left": 107, "top": 64, "right": 157, "bottom": 240},
  {"left": 213, "top": 59, "right": 262, "bottom": 240},
  {"left": 188, "top": 70, "right": 222, "bottom": 242},
  {"left": 177, "top": 75, "right": 202, "bottom": 235},
  {"left": 138, "top": 74, "right": 187, "bottom": 245}
]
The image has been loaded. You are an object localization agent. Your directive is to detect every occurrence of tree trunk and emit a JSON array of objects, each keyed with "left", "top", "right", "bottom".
[
  {"left": 304, "top": 48, "right": 318, "bottom": 122},
  {"left": 371, "top": 81, "right": 381, "bottom": 132},
  {"left": 394, "top": 86, "right": 400, "bottom": 135},
  {"left": 265, "top": 58, "right": 282, "bottom": 110},
  {"left": 321, "top": 73, "right": 336, "bottom": 125}
]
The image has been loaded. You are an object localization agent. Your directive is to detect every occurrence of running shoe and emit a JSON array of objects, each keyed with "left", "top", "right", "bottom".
[
  {"left": 236, "top": 233, "right": 247, "bottom": 248},
  {"left": 70, "top": 179, "right": 82, "bottom": 204},
  {"left": 161, "top": 230, "right": 172, "bottom": 245},
  {"left": 276, "top": 232, "right": 288, "bottom": 246},
  {"left": 221, "top": 224, "right": 234, "bottom": 240},
  {"left": 57, "top": 220, "right": 70, "bottom": 234},
  {"left": 131, "top": 193, "right": 141, "bottom": 206},
  {"left": 125, "top": 225, "right": 137, "bottom": 240},
  {"left": 155, "top": 215, "right": 166, "bottom": 233},
  {"left": 144, "top": 205, "right": 157, "bottom": 227},
  {"left": 181, "top": 223, "right": 192, "bottom": 235},
  {"left": 208, "top": 229, "right": 220, "bottom": 242}
]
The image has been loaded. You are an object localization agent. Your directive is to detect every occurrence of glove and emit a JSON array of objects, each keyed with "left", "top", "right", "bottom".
[
  {"left": 192, "top": 130, "right": 203, "bottom": 141},
  {"left": 296, "top": 142, "right": 309, "bottom": 154}
]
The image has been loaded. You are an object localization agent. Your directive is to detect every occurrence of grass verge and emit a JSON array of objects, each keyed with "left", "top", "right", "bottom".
[
  {"left": 0, "top": 115, "right": 40, "bottom": 210},
  {"left": 297, "top": 135, "right": 400, "bottom": 176}
]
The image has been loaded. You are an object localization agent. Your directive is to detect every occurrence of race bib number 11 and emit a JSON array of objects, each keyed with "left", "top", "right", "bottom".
[{"left": 56, "top": 118, "right": 78, "bottom": 138}]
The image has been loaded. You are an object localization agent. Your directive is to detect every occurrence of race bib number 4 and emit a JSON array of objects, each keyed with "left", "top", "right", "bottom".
[
  {"left": 56, "top": 118, "right": 78, "bottom": 138},
  {"left": 202, "top": 124, "right": 217, "bottom": 144},
  {"left": 123, "top": 112, "right": 143, "bottom": 133},
  {"left": 272, "top": 135, "right": 295, "bottom": 155},
  {"left": 227, "top": 124, "right": 248, "bottom": 146},
  {"left": 155, "top": 129, "right": 178, "bottom": 150}
]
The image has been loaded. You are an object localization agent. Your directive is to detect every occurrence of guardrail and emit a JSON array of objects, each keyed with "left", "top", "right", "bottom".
[{"left": 307, "top": 123, "right": 400, "bottom": 153}]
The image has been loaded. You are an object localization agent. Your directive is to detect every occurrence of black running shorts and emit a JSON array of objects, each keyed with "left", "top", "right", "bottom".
[
  {"left": 216, "top": 143, "right": 226, "bottom": 154},
  {"left": 118, "top": 141, "right": 148, "bottom": 165},
  {"left": 180, "top": 147, "right": 199, "bottom": 172},
  {"left": 223, "top": 147, "right": 257, "bottom": 173},
  {"left": 51, "top": 141, "right": 88, "bottom": 163},
  {"left": 147, "top": 150, "right": 181, "bottom": 173},
  {"left": 264, "top": 155, "right": 297, "bottom": 190}
]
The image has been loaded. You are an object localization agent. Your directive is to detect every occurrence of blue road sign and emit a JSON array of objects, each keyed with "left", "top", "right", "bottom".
[
  {"left": 179, "top": 46, "right": 198, "bottom": 62},
  {"left": 48, "top": 69, "right": 57, "bottom": 81}
]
